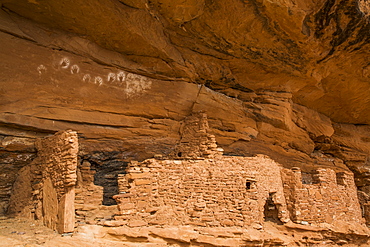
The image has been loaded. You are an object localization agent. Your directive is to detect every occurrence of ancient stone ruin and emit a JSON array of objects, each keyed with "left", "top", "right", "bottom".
[
  {"left": 283, "top": 167, "right": 363, "bottom": 225},
  {"left": 8, "top": 130, "right": 78, "bottom": 233},
  {"left": 3, "top": 0, "right": 370, "bottom": 245},
  {"left": 172, "top": 112, "right": 223, "bottom": 159},
  {"left": 5, "top": 114, "right": 369, "bottom": 246},
  {"left": 112, "top": 113, "right": 365, "bottom": 230},
  {"left": 114, "top": 155, "right": 290, "bottom": 228},
  {"left": 114, "top": 156, "right": 365, "bottom": 229}
]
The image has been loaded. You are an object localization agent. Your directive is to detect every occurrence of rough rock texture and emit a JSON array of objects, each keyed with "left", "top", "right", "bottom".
[
  {"left": 7, "top": 130, "right": 78, "bottom": 233},
  {"left": 2, "top": 0, "right": 370, "bottom": 123},
  {"left": 172, "top": 112, "right": 223, "bottom": 159},
  {"left": 283, "top": 167, "right": 363, "bottom": 225},
  {"left": 114, "top": 156, "right": 290, "bottom": 228},
  {"left": 1, "top": 217, "right": 370, "bottom": 247},
  {"left": 4, "top": 113, "right": 366, "bottom": 246},
  {"left": 1, "top": 0, "right": 370, "bottom": 244},
  {"left": 114, "top": 156, "right": 366, "bottom": 229}
]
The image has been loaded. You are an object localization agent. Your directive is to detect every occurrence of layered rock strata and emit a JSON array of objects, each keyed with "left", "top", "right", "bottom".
[{"left": 1, "top": 0, "right": 370, "bottom": 244}]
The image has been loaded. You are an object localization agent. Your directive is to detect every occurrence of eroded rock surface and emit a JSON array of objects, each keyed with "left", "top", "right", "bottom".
[
  {"left": 1, "top": 0, "right": 370, "bottom": 245},
  {"left": 2, "top": 0, "right": 370, "bottom": 122}
]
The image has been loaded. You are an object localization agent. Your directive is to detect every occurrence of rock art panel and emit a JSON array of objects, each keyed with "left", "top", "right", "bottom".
[{"left": 34, "top": 56, "right": 152, "bottom": 98}]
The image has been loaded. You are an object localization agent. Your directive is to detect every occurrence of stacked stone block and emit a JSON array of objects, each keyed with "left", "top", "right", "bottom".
[
  {"left": 282, "top": 167, "right": 364, "bottom": 225},
  {"left": 114, "top": 155, "right": 290, "bottom": 227},
  {"left": 75, "top": 160, "right": 105, "bottom": 225},
  {"left": 34, "top": 130, "right": 78, "bottom": 196},
  {"left": 8, "top": 130, "right": 78, "bottom": 233},
  {"left": 114, "top": 156, "right": 365, "bottom": 229},
  {"left": 173, "top": 112, "right": 223, "bottom": 159}
]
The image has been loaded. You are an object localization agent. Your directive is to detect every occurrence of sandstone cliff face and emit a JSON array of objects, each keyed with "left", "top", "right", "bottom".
[
  {"left": 3, "top": 0, "right": 370, "bottom": 122},
  {"left": 1, "top": 0, "right": 370, "bottom": 221}
]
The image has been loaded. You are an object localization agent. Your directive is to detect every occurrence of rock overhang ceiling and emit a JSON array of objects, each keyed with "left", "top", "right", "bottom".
[
  {"left": 2, "top": 0, "right": 370, "bottom": 124},
  {"left": 3, "top": 0, "right": 370, "bottom": 221}
]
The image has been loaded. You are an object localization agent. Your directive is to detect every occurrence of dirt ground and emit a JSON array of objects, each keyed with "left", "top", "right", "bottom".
[
  {"left": 0, "top": 216, "right": 133, "bottom": 247},
  {"left": 1, "top": 216, "right": 370, "bottom": 247}
]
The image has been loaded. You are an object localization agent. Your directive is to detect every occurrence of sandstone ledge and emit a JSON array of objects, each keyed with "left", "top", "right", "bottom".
[{"left": 74, "top": 223, "right": 370, "bottom": 247}]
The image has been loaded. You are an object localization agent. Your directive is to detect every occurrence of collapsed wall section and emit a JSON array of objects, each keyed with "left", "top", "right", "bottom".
[
  {"left": 8, "top": 130, "right": 78, "bottom": 233},
  {"left": 114, "top": 155, "right": 290, "bottom": 227}
]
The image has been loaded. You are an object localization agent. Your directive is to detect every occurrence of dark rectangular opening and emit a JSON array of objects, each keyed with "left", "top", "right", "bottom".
[
  {"left": 336, "top": 172, "right": 347, "bottom": 186},
  {"left": 246, "top": 178, "right": 256, "bottom": 190}
]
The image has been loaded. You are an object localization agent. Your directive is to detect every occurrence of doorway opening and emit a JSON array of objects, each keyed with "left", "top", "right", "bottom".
[{"left": 264, "top": 192, "right": 282, "bottom": 224}]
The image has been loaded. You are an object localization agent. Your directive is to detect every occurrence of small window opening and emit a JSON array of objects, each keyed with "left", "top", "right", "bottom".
[
  {"left": 245, "top": 178, "right": 256, "bottom": 190},
  {"left": 301, "top": 172, "right": 313, "bottom": 184},
  {"left": 177, "top": 152, "right": 182, "bottom": 157}
]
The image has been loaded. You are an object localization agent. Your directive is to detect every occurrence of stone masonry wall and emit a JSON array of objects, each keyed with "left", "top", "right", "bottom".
[
  {"left": 8, "top": 130, "right": 78, "bottom": 233},
  {"left": 113, "top": 155, "right": 290, "bottom": 228},
  {"left": 173, "top": 112, "right": 223, "bottom": 159},
  {"left": 34, "top": 130, "right": 78, "bottom": 197},
  {"left": 282, "top": 167, "right": 364, "bottom": 225},
  {"left": 74, "top": 160, "right": 105, "bottom": 225},
  {"left": 358, "top": 190, "right": 370, "bottom": 226}
]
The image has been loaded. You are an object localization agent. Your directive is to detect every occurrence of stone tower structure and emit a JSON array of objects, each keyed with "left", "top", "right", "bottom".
[{"left": 173, "top": 112, "right": 223, "bottom": 159}]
